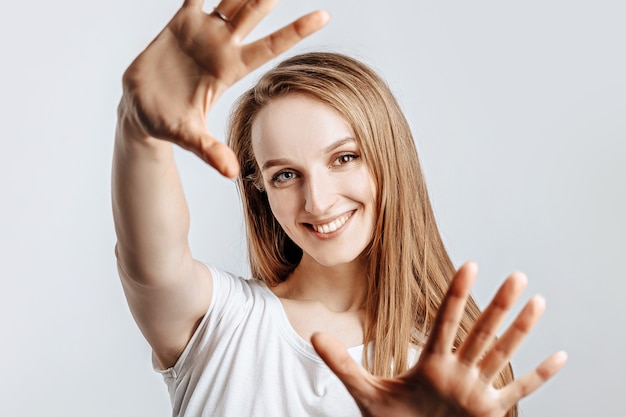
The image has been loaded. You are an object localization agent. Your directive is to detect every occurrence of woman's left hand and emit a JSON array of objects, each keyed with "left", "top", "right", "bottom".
[{"left": 311, "top": 262, "right": 567, "bottom": 417}]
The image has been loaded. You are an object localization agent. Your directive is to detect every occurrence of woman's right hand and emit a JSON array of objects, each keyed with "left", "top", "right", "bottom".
[{"left": 119, "top": 0, "right": 329, "bottom": 178}]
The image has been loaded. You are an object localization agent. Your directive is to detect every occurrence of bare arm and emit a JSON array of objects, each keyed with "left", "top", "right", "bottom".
[
  {"left": 112, "top": 115, "right": 210, "bottom": 369},
  {"left": 112, "top": 0, "right": 329, "bottom": 368}
]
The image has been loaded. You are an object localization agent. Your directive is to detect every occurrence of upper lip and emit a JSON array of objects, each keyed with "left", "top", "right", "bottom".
[{"left": 303, "top": 210, "right": 355, "bottom": 227}]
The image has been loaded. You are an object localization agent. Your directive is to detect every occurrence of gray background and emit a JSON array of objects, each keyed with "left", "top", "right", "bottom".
[{"left": 1, "top": 0, "right": 624, "bottom": 415}]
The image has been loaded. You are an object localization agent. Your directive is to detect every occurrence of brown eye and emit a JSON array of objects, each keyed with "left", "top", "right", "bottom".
[{"left": 333, "top": 153, "right": 359, "bottom": 166}]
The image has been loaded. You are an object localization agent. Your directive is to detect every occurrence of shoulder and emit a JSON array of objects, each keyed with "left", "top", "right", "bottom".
[
  {"left": 186, "top": 263, "right": 281, "bottom": 339},
  {"left": 158, "top": 265, "right": 286, "bottom": 374},
  {"left": 205, "top": 264, "right": 272, "bottom": 304}
]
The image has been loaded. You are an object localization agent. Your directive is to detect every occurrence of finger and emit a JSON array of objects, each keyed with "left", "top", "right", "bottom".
[
  {"left": 229, "top": 0, "right": 280, "bottom": 39},
  {"left": 210, "top": 0, "right": 247, "bottom": 22},
  {"left": 183, "top": 0, "right": 205, "bottom": 8},
  {"left": 457, "top": 272, "right": 527, "bottom": 366},
  {"left": 423, "top": 261, "right": 477, "bottom": 355},
  {"left": 177, "top": 117, "right": 240, "bottom": 178},
  {"left": 498, "top": 350, "right": 568, "bottom": 410},
  {"left": 199, "top": 139, "right": 240, "bottom": 178},
  {"left": 311, "top": 332, "right": 376, "bottom": 400},
  {"left": 479, "top": 295, "right": 545, "bottom": 380},
  {"left": 241, "top": 10, "right": 330, "bottom": 71}
]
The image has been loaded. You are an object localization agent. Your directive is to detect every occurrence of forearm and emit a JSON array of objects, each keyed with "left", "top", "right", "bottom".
[{"left": 112, "top": 101, "right": 192, "bottom": 285}]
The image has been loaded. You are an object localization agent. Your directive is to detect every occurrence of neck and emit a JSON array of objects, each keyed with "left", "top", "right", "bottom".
[{"left": 275, "top": 253, "right": 368, "bottom": 312}]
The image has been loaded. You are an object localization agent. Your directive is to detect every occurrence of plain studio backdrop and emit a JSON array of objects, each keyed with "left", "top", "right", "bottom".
[{"left": 1, "top": 0, "right": 624, "bottom": 415}]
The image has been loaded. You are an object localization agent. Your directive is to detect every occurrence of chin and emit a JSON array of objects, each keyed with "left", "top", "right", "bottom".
[{"left": 306, "top": 247, "right": 368, "bottom": 269}]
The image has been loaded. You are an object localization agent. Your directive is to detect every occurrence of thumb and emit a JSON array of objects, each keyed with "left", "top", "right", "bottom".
[
  {"left": 311, "top": 332, "right": 375, "bottom": 399},
  {"left": 178, "top": 118, "right": 240, "bottom": 179}
]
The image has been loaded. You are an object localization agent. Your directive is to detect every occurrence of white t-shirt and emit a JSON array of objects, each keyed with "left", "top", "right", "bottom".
[{"left": 154, "top": 265, "right": 363, "bottom": 417}]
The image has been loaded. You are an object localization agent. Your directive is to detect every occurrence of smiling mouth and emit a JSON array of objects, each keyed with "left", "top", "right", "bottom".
[{"left": 309, "top": 212, "right": 354, "bottom": 234}]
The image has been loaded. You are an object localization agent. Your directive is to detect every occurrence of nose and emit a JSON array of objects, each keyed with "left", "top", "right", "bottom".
[{"left": 304, "top": 171, "right": 337, "bottom": 215}]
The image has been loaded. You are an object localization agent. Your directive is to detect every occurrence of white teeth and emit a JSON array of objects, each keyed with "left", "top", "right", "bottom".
[{"left": 311, "top": 213, "right": 352, "bottom": 234}]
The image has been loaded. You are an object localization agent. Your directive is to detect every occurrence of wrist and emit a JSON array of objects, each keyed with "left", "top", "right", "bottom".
[
  {"left": 116, "top": 96, "right": 150, "bottom": 142},
  {"left": 115, "top": 98, "right": 172, "bottom": 161}
]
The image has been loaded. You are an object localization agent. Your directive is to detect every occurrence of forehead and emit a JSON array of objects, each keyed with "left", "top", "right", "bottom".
[{"left": 250, "top": 95, "right": 354, "bottom": 163}]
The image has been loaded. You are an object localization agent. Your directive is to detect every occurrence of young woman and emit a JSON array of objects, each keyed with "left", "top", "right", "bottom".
[{"left": 112, "top": 1, "right": 567, "bottom": 416}]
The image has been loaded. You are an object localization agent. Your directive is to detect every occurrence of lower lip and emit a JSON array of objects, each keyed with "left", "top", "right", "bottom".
[{"left": 307, "top": 212, "right": 355, "bottom": 240}]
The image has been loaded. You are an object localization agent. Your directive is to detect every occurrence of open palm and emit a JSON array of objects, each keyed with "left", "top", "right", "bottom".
[
  {"left": 312, "top": 262, "right": 567, "bottom": 417},
  {"left": 120, "top": 0, "right": 329, "bottom": 177}
]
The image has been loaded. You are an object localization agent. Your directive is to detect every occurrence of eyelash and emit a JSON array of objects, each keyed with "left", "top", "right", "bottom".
[
  {"left": 269, "top": 152, "right": 361, "bottom": 186},
  {"left": 271, "top": 170, "right": 298, "bottom": 185},
  {"left": 333, "top": 153, "right": 359, "bottom": 166}
]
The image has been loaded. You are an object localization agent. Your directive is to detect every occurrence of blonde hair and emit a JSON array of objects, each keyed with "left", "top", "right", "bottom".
[{"left": 228, "top": 52, "right": 516, "bottom": 416}]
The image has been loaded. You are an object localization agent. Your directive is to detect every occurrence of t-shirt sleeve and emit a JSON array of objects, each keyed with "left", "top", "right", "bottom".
[{"left": 153, "top": 264, "right": 251, "bottom": 381}]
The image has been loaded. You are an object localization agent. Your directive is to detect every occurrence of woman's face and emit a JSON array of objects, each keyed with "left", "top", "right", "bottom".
[{"left": 251, "top": 94, "right": 377, "bottom": 268}]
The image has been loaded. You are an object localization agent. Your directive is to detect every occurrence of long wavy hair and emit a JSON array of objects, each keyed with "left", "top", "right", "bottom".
[{"left": 228, "top": 52, "right": 516, "bottom": 416}]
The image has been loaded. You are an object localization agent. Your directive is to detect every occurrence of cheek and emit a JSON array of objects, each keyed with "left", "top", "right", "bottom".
[
  {"left": 352, "top": 171, "right": 378, "bottom": 231},
  {"left": 348, "top": 169, "right": 377, "bottom": 206},
  {"left": 266, "top": 190, "right": 298, "bottom": 228}
]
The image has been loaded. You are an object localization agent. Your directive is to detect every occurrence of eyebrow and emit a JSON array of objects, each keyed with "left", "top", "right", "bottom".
[{"left": 260, "top": 137, "right": 356, "bottom": 172}]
